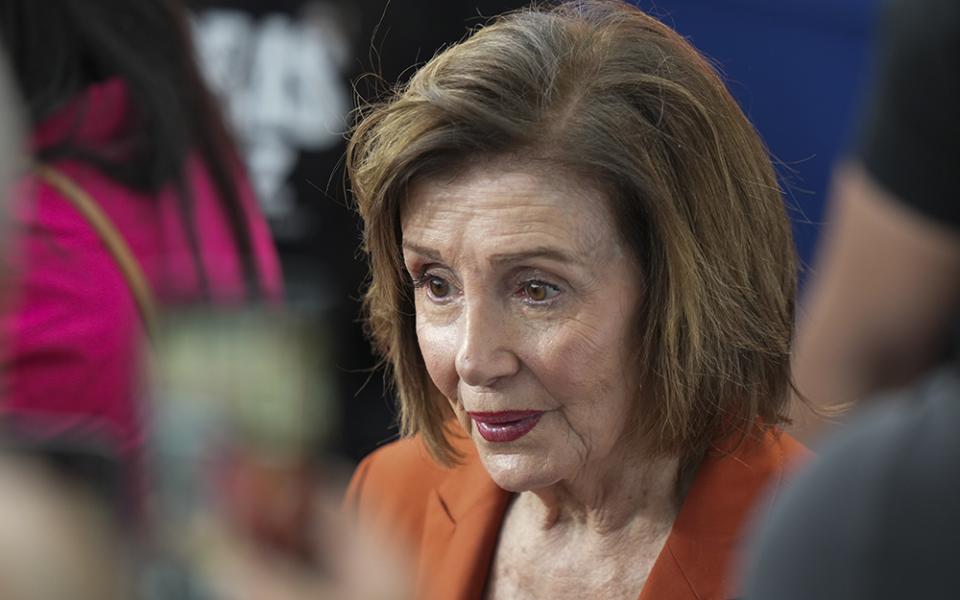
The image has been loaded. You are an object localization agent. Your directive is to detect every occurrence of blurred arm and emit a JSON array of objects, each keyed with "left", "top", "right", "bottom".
[{"left": 792, "top": 161, "right": 960, "bottom": 440}]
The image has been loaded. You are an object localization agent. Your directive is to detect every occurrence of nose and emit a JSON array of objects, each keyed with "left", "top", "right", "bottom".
[{"left": 455, "top": 298, "right": 520, "bottom": 388}]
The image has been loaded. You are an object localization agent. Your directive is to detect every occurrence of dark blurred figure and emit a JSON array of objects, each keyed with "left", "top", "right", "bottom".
[
  {"left": 791, "top": 0, "right": 960, "bottom": 440},
  {"left": 188, "top": 0, "right": 523, "bottom": 462},
  {"left": 744, "top": 0, "right": 960, "bottom": 597},
  {"left": 745, "top": 385, "right": 960, "bottom": 599},
  {"left": 0, "top": 0, "right": 282, "bottom": 514}
]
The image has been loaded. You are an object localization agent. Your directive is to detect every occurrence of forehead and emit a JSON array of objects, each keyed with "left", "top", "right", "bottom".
[{"left": 401, "top": 163, "right": 621, "bottom": 261}]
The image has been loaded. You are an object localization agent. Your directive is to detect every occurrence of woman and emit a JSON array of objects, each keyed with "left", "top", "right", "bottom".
[
  {"left": 0, "top": 0, "right": 281, "bottom": 511},
  {"left": 344, "top": 1, "right": 807, "bottom": 598}
]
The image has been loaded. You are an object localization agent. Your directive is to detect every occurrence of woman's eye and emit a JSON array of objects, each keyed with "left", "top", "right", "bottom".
[
  {"left": 521, "top": 280, "right": 559, "bottom": 303},
  {"left": 410, "top": 269, "right": 458, "bottom": 303},
  {"left": 428, "top": 276, "right": 451, "bottom": 299}
]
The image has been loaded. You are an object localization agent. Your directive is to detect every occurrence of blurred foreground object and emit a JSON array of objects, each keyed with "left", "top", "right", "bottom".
[
  {"left": 0, "top": 457, "right": 130, "bottom": 600},
  {"left": 0, "top": 18, "right": 24, "bottom": 297},
  {"left": 791, "top": 0, "right": 960, "bottom": 441},
  {"left": 142, "top": 308, "right": 334, "bottom": 596},
  {"left": 139, "top": 308, "right": 413, "bottom": 600},
  {"left": 5, "top": 30, "right": 134, "bottom": 600},
  {"left": 195, "top": 492, "right": 414, "bottom": 600},
  {"left": 743, "top": 377, "right": 960, "bottom": 599},
  {"left": 0, "top": 31, "right": 24, "bottom": 212}
]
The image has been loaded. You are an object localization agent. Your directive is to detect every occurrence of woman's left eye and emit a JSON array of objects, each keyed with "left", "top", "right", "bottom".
[{"left": 519, "top": 280, "right": 560, "bottom": 303}]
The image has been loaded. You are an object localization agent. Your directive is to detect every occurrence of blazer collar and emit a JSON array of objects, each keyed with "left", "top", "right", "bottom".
[{"left": 416, "top": 432, "right": 510, "bottom": 600}]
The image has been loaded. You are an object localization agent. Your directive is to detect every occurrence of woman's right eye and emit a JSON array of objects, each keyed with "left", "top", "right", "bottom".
[
  {"left": 412, "top": 272, "right": 455, "bottom": 302},
  {"left": 427, "top": 276, "right": 451, "bottom": 299}
]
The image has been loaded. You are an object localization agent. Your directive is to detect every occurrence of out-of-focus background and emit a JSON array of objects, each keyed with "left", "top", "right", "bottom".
[{"left": 184, "top": 0, "right": 880, "bottom": 463}]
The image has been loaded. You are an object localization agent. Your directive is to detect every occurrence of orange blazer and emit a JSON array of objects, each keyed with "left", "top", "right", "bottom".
[{"left": 344, "top": 427, "right": 809, "bottom": 600}]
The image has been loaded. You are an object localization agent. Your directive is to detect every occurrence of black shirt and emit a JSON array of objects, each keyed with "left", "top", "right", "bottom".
[{"left": 858, "top": 0, "right": 960, "bottom": 227}]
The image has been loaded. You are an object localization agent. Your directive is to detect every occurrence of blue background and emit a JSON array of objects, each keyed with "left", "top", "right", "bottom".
[{"left": 635, "top": 0, "right": 881, "bottom": 287}]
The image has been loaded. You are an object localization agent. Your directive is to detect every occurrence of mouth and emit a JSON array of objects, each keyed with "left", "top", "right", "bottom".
[{"left": 467, "top": 410, "right": 544, "bottom": 443}]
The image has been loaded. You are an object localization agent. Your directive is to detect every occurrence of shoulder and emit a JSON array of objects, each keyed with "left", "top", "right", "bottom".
[
  {"left": 1, "top": 168, "right": 144, "bottom": 452},
  {"left": 344, "top": 435, "right": 449, "bottom": 510},
  {"left": 7, "top": 167, "right": 143, "bottom": 335},
  {"left": 709, "top": 426, "right": 811, "bottom": 484},
  {"left": 770, "top": 428, "right": 814, "bottom": 473},
  {"left": 737, "top": 428, "right": 813, "bottom": 506},
  {"left": 343, "top": 432, "right": 476, "bottom": 550},
  {"left": 652, "top": 428, "right": 810, "bottom": 598}
]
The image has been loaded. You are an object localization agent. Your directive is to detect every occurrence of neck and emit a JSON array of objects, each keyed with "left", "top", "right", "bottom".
[{"left": 523, "top": 443, "right": 682, "bottom": 538}]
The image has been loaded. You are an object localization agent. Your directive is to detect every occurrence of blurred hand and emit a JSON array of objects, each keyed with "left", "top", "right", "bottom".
[{"left": 202, "top": 484, "right": 413, "bottom": 600}]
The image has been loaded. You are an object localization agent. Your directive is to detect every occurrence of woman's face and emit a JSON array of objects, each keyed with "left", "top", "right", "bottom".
[{"left": 401, "top": 163, "right": 644, "bottom": 492}]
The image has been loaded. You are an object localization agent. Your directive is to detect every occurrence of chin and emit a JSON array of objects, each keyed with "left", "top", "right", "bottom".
[{"left": 475, "top": 446, "right": 561, "bottom": 493}]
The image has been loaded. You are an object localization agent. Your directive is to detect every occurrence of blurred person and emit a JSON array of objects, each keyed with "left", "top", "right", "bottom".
[
  {"left": 742, "top": 0, "right": 960, "bottom": 598},
  {"left": 743, "top": 384, "right": 960, "bottom": 600},
  {"left": 344, "top": 2, "right": 809, "bottom": 598},
  {"left": 0, "top": 43, "right": 129, "bottom": 600},
  {"left": 790, "top": 0, "right": 960, "bottom": 441},
  {"left": 0, "top": 0, "right": 282, "bottom": 514}
]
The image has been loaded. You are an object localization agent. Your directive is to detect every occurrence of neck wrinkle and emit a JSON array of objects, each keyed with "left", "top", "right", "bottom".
[{"left": 526, "top": 447, "right": 681, "bottom": 538}]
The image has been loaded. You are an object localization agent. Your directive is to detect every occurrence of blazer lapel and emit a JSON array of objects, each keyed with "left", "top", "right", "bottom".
[
  {"left": 640, "top": 430, "right": 808, "bottom": 600},
  {"left": 416, "top": 437, "right": 511, "bottom": 600}
]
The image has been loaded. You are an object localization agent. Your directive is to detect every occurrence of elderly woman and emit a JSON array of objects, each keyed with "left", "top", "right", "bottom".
[{"left": 343, "top": 2, "right": 808, "bottom": 599}]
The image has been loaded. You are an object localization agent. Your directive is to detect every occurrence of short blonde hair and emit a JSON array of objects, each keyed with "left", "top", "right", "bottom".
[{"left": 348, "top": 0, "right": 796, "bottom": 469}]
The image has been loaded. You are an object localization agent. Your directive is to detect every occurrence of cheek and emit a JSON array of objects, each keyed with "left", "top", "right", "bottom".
[
  {"left": 415, "top": 318, "right": 460, "bottom": 400},
  {"left": 532, "top": 320, "right": 632, "bottom": 417}
]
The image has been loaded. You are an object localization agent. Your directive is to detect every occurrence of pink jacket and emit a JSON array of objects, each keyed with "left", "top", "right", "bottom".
[{"left": 1, "top": 78, "right": 282, "bottom": 473}]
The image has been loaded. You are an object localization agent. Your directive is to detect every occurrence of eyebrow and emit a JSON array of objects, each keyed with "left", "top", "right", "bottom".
[
  {"left": 488, "top": 247, "right": 584, "bottom": 267},
  {"left": 402, "top": 242, "right": 443, "bottom": 262},
  {"left": 402, "top": 242, "right": 584, "bottom": 267}
]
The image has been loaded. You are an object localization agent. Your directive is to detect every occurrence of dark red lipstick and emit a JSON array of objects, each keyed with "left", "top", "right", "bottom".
[{"left": 467, "top": 410, "right": 543, "bottom": 442}]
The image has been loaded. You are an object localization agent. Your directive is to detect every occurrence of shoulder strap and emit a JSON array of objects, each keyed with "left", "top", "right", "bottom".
[{"left": 34, "top": 164, "right": 158, "bottom": 339}]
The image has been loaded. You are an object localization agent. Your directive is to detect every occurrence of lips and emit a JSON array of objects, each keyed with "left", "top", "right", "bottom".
[{"left": 467, "top": 410, "right": 544, "bottom": 442}]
